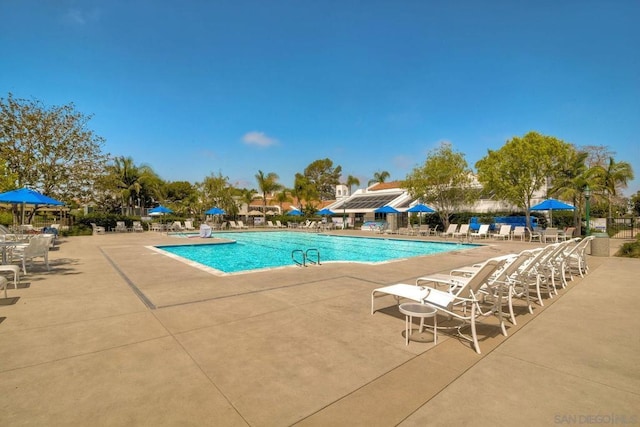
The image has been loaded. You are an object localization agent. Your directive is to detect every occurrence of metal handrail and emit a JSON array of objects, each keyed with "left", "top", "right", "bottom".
[
  {"left": 291, "top": 249, "right": 306, "bottom": 267},
  {"left": 305, "top": 248, "right": 321, "bottom": 265}
]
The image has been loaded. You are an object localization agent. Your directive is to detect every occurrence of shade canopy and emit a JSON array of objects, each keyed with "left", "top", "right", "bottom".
[
  {"left": 0, "top": 188, "right": 64, "bottom": 206},
  {"left": 247, "top": 210, "right": 263, "bottom": 216},
  {"left": 149, "top": 205, "right": 173, "bottom": 216},
  {"left": 530, "top": 199, "right": 575, "bottom": 211},
  {"left": 530, "top": 198, "right": 575, "bottom": 225},
  {"left": 316, "top": 208, "right": 334, "bottom": 215},
  {"left": 205, "top": 207, "right": 225, "bottom": 215},
  {"left": 287, "top": 209, "right": 302, "bottom": 216},
  {"left": 407, "top": 203, "right": 435, "bottom": 213},
  {"left": 374, "top": 205, "right": 400, "bottom": 214}
]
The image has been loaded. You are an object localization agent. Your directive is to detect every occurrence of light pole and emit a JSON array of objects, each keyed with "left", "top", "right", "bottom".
[
  {"left": 584, "top": 185, "right": 591, "bottom": 236},
  {"left": 343, "top": 203, "right": 346, "bottom": 230}
]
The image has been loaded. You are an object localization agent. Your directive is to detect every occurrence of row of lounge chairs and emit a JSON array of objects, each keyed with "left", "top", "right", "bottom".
[
  {"left": 371, "top": 236, "right": 595, "bottom": 353},
  {"left": 441, "top": 223, "right": 576, "bottom": 242}
]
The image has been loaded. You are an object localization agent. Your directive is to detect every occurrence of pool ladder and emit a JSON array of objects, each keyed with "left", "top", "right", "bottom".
[{"left": 291, "top": 248, "right": 321, "bottom": 267}]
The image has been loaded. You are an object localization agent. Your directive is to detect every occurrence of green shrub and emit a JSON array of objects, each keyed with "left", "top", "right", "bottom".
[{"left": 615, "top": 235, "right": 640, "bottom": 258}]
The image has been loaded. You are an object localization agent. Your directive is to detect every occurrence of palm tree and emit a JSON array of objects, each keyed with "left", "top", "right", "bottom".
[
  {"left": 593, "top": 157, "right": 634, "bottom": 219},
  {"left": 368, "top": 170, "right": 390, "bottom": 186},
  {"left": 346, "top": 175, "right": 360, "bottom": 196},
  {"left": 274, "top": 189, "right": 292, "bottom": 215},
  {"left": 239, "top": 188, "right": 257, "bottom": 219},
  {"left": 255, "top": 170, "right": 282, "bottom": 217},
  {"left": 110, "top": 156, "right": 143, "bottom": 215},
  {"left": 549, "top": 149, "right": 589, "bottom": 233}
]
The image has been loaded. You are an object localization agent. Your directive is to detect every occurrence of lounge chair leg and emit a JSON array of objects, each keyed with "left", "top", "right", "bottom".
[{"left": 471, "top": 307, "right": 481, "bottom": 354}]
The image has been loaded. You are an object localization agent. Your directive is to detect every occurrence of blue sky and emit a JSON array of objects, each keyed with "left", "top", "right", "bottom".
[{"left": 2, "top": 0, "right": 639, "bottom": 195}]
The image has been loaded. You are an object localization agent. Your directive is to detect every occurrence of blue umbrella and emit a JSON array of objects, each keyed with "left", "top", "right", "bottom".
[
  {"left": 407, "top": 203, "right": 435, "bottom": 213},
  {"left": 316, "top": 208, "right": 334, "bottom": 216},
  {"left": 374, "top": 205, "right": 400, "bottom": 214},
  {"left": 0, "top": 187, "right": 64, "bottom": 206},
  {"left": 287, "top": 209, "right": 302, "bottom": 216},
  {"left": 530, "top": 198, "right": 575, "bottom": 225},
  {"left": 149, "top": 205, "right": 173, "bottom": 215},
  {"left": 205, "top": 207, "right": 225, "bottom": 215},
  {"left": 407, "top": 203, "right": 435, "bottom": 225},
  {"left": 0, "top": 187, "right": 64, "bottom": 225}
]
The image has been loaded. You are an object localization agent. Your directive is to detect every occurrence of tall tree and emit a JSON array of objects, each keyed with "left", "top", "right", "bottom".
[
  {"left": 303, "top": 158, "right": 342, "bottom": 201},
  {"left": 368, "top": 171, "right": 390, "bottom": 186},
  {"left": 592, "top": 157, "right": 634, "bottom": 219},
  {"left": 475, "top": 131, "right": 574, "bottom": 228},
  {"left": 293, "top": 172, "right": 315, "bottom": 212},
  {"left": 255, "top": 170, "right": 282, "bottom": 216},
  {"left": 101, "top": 156, "right": 162, "bottom": 215},
  {"left": 346, "top": 175, "right": 360, "bottom": 196},
  {"left": 199, "top": 172, "right": 237, "bottom": 217},
  {"left": 403, "top": 142, "right": 472, "bottom": 228},
  {"left": 274, "top": 189, "right": 292, "bottom": 214},
  {"left": 0, "top": 93, "right": 109, "bottom": 204},
  {"left": 549, "top": 148, "right": 590, "bottom": 233}
]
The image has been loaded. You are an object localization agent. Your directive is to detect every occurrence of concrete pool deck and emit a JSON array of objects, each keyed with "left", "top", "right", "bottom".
[{"left": 0, "top": 230, "right": 638, "bottom": 425}]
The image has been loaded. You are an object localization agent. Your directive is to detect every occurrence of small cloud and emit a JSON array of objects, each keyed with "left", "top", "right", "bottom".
[
  {"left": 242, "top": 131, "right": 278, "bottom": 147},
  {"left": 63, "top": 8, "right": 100, "bottom": 26}
]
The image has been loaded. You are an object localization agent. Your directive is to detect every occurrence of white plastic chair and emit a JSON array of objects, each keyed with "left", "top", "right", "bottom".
[{"left": 12, "top": 235, "right": 53, "bottom": 274}]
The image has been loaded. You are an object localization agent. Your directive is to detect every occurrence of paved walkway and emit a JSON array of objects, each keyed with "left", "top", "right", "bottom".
[{"left": 0, "top": 231, "right": 638, "bottom": 426}]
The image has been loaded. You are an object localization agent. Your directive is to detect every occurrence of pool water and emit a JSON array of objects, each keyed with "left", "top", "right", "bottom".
[{"left": 156, "top": 231, "right": 477, "bottom": 274}]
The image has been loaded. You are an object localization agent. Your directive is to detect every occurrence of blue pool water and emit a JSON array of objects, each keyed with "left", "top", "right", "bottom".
[{"left": 156, "top": 231, "right": 477, "bottom": 274}]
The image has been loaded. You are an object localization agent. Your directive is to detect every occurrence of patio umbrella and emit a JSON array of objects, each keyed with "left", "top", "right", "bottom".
[
  {"left": 374, "top": 205, "right": 400, "bottom": 214},
  {"left": 407, "top": 203, "right": 435, "bottom": 213},
  {"left": 316, "top": 208, "right": 334, "bottom": 216},
  {"left": 374, "top": 205, "right": 400, "bottom": 232},
  {"left": 406, "top": 203, "right": 435, "bottom": 225},
  {"left": 530, "top": 198, "right": 575, "bottom": 225},
  {"left": 204, "top": 207, "right": 225, "bottom": 215},
  {"left": 0, "top": 188, "right": 64, "bottom": 206},
  {"left": 0, "top": 187, "right": 64, "bottom": 225},
  {"left": 287, "top": 209, "right": 302, "bottom": 216},
  {"left": 148, "top": 205, "right": 173, "bottom": 216}
]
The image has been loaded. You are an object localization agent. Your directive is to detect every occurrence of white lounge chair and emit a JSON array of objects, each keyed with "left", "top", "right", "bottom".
[
  {"left": 542, "top": 227, "right": 559, "bottom": 243},
  {"left": 91, "top": 223, "right": 106, "bottom": 235},
  {"left": 452, "top": 224, "right": 470, "bottom": 238},
  {"left": 470, "top": 224, "right": 490, "bottom": 239},
  {"left": 132, "top": 221, "right": 144, "bottom": 232},
  {"left": 527, "top": 227, "right": 542, "bottom": 243},
  {"left": 557, "top": 227, "right": 575, "bottom": 241},
  {"left": 442, "top": 224, "right": 458, "bottom": 238},
  {"left": 494, "top": 225, "right": 512, "bottom": 240},
  {"left": 115, "top": 221, "right": 128, "bottom": 233},
  {"left": 184, "top": 220, "right": 195, "bottom": 231},
  {"left": 512, "top": 226, "right": 527, "bottom": 241},
  {"left": 372, "top": 259, "right": 508, "bottom": 354}
]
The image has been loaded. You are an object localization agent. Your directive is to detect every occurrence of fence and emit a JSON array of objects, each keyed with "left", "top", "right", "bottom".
[{"left": 608, "top": 217, "right": 638, "bottom": 239}]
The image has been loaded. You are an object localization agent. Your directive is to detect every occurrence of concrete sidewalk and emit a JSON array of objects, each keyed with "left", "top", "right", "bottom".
[{"left": 0, "top": 232, "right": 638, "bottom": 426}]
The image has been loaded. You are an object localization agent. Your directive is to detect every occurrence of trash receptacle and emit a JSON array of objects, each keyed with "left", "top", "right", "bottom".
[{"left": 590, "top": 232, "right": 609, "bottom": 257}]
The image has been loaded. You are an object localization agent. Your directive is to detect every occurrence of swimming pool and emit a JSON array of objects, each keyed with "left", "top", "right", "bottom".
[{"left": 154, "top": 231, "right": 478, "bottom": 275}]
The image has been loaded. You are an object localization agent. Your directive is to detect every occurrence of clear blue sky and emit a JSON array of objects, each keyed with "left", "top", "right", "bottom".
[{"left": 2, "top": 0, "right": 639, "bottom": 195}]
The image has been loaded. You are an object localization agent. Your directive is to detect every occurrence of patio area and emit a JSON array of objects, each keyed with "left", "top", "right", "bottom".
[{"left": 0, "top": 231, "right": 638, "bottom": 426}]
